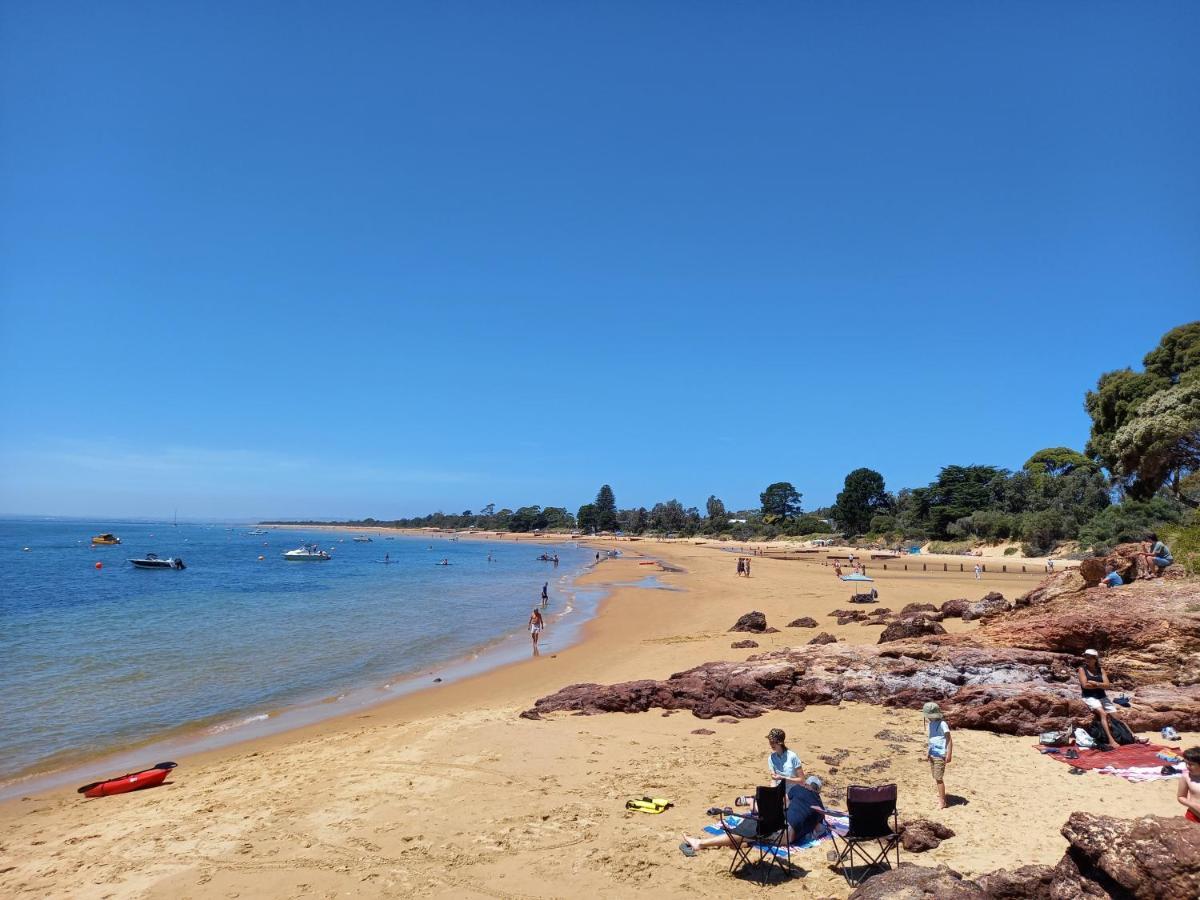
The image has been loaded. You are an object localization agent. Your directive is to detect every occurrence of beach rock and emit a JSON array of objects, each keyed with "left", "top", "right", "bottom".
[
  {"left": 787, "top": 617, "right": 819, "bottom": 628},
  {"left": 869, "top": 607, "right": 893, "bottom": 617},
  {"left": 763, "top": 627, "right": 781, "bottom": 634},
  {"left": 961, "top": 592, "right": 1009, "bottom": 622},
  {"left": 729, "top": 611, "right": 768, "bottom": 633},
  {"left": 899, "top": 818, "right": 956, "bottom": 852},
  {"left": 901, "top": 603, "right": 939, "bottom": 615},
  {"left": 731, "top": 640, "right": 759, "bottom": 649},
  {"left": 808, "top": 632, "right": 838, "bottom": 645},
  {"left": 690, "top": 728, "right": 715, "bottom": 735},
  {"left": 847, "top": 864, "right": 984, "bottom": 899},
  {"left": 1016, "top": 570, "right": 1089, "bottom": 607},
  {"left": 879, "top": 616, "right": 947, "bottom": 644},
  {"left": 1078, "top": 542, "right": 1145, "bottom": 586},
  {"left": 940, "top": 598, "right": 970, "bottom": 618},
  {"left": 972, "top": 861, "right": 1091, "bottom": 899},
  {"left": 1060, "top": 812, "right": 1200, "bottom": 899}
]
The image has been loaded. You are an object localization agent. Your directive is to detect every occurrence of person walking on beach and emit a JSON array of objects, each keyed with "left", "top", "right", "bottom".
[
  {"left": 923, "top": 702, "right": 952, "bottom": 809},
  {"left": 541, "top": 582, "right": 549, "bottom": 607},
  {"left": 744, "top": 558, "right": 751, "bottom": 577},
  {"left": 529, "top": 608, "right": 544, "bottom": 649},
  {"left": 736, "top": 557, "right": 745, "bottom": 576},
  {"left": 973, "top": 563, "right": 982, "bottom": 580}
]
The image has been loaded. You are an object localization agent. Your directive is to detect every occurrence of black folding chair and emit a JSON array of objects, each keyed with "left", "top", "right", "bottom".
[
  {"left": 826, "top": 783, "right": 900, "bottom": 886},
  {"left": 718, "top": 783, "right": 794, "bottom": 885}
]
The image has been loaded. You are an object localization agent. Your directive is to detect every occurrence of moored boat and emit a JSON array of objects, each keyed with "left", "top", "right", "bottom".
[
  {"left": 352, "top": 535, "right": 373, "bottom": 542},
  {"left": 283, "top": 544, "right": 331, "bottom": 561},
  {"left": 129, "top": 553, "right": 186, "bottom": 570},
  {"left": 92, "top": 533, "right": 121, "bottom": 545}
]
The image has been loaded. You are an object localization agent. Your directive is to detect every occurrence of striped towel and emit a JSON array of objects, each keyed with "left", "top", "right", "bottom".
[{"left": 702, "top": 816, "right": 835, "bottom": 858}]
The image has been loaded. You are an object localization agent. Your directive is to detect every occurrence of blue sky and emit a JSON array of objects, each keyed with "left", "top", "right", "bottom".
[{"left": 1, "top": 2, "right": 1197, "bottom": 520}]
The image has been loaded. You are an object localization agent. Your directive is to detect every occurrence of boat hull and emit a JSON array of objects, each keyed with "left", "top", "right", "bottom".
[{"left": 80, "top": 766, "right": 171, "bottom": 798}]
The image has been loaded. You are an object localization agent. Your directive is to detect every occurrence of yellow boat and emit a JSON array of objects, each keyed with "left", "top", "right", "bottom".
[{"left": 91, "top": 533, "right": 121, "bottom": 545}]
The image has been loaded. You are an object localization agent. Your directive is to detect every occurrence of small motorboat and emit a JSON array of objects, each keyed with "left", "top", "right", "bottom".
[
  {"left": 283, "top": 544, "right": 331, "bottom": 561},
  {"left": 129, "top": 553, "right": 186, "bottom": 570},
  {"left": 248, "top": 528, "right": 268, "bottom": 535},
  {"left": 78, "top": 762, "right": 177, "bottom": 798},
  {"left": 92, "top": 533, "right": 121, "bottom": 545},
  {"left": 352, "top": 535, "right": 373, "bottom": 542}
]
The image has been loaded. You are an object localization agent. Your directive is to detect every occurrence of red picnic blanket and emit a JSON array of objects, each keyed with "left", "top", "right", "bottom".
[{"left": 1034, "top": 742, "right": 1181, "bottom": 772}]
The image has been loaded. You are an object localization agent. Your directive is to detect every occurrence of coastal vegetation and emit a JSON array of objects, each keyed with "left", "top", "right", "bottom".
[{"left": 267, "top": 323, "right": 1198, "bottom": 559}]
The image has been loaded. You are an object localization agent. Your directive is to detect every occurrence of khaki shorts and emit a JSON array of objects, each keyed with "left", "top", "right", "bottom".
[{"left": 929, "top": 757, "right": 947, "bottom": 782}]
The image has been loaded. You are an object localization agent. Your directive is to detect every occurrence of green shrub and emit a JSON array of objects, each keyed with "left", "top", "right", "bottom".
[
  {"left": 1163, "top": 524, "right": 1200, "bottom": 576},
  {"left": 1003, "top": 546, "right": 1019, "bottom": 556},
  {"left": 1077, "top": 498, "right": 1185, "bottom": 552},
  {"left": 926, "top": 540, "right": 972, "bottom": 554}
]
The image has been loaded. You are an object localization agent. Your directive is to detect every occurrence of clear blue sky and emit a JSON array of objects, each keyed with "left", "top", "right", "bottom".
[{"left": 1, "top": 2, "right": 1197, "bottom": 520}]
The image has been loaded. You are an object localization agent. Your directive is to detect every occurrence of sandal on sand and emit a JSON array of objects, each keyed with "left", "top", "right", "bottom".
[
  {"left": 679, "top": 841, "right": 696, "bottom": 857},
  {"left": 735, "top": 795, "right": 753, "bottom": 807},
  {"left": 1069, "top": 767, "right": 1086, "bottom": 775}
]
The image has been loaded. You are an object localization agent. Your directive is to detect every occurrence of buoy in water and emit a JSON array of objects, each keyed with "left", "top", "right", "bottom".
[
  {"left": 94, "top": 561, "right": 103, "bottom": 569},
  {"left": 257, "top": 555, "right": 264, "bottom": 560},
  {"left": 22, "top": 547, "right": 31, "bottom": 552}
]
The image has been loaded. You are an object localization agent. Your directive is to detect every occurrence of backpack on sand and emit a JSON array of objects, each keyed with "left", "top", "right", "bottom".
[{"left": 1108, "top": 717, "right": 1136, "bottom": 746}]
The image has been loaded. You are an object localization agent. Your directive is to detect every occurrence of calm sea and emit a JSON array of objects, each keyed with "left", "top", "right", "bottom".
[{"left": 0, "top": 519, "right": 596, "bottom": 787}]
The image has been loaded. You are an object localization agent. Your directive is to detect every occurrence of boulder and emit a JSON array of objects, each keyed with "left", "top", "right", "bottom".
[
  {"left": 962, "top": 592, "right": 1009, "bottom": 622},
  {"left": 1060, "top": 812, "right": 1200, "bottom": 900},
  {"left": 869, "top": 607, "right": 894, "bottom": 617},
  {"left": 941, "top": 598, "right": 970, "bottom": 618},
  {"left": 731, "top": 639, "right": 759, "bottom": 649},
  {"left": 847, "top": 864, "right": 985, "bottom": 899},
  {"left": 899, "top": 818, "right": 956, "bottom": 852},
  {"left": 729, "top": 611, "right": 768, "bottom": 633},
  {"left": 787, "top": 617, "right": 819, "bottom": 628},
  {"left": 1078, "top": 542, "right": 1145, "bottom": 586},
  {"left": 879, "top": 616, "right": 947, "bottom": 644},
  {"left": 901, "top": 602, "right": 939, "bottom": 615},
  {"left": 1016, "top": 570, "right": 1089, "bottom": 607},
  {"left": 808, "top": 632, "right": 838, "bottom": 645}
]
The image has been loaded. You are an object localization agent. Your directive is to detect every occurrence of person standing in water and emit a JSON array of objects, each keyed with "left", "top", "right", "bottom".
[
  {"left": 529, "top": 608, "right": 545, "bottom": 649},
  {"left": 541, "top": 582, "right": 549, "bottom": 607}
]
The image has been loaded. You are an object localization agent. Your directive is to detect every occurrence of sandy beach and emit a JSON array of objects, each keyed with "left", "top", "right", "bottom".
[{"left": 1, "top": 536, "right": 1191, "bottom": 899}]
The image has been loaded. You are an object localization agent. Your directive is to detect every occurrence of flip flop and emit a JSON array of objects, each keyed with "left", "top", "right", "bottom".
[
  {"left": 679, "top": 841, "right": 697, "bottom": 857},
  {"left": 1069, "top": 767, "right": 1086, "bottom": 775}
]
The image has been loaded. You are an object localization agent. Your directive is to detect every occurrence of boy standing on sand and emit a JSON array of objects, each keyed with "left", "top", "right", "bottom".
[{"left": 923, "top": 702, "right": 952, "bottom": 808}]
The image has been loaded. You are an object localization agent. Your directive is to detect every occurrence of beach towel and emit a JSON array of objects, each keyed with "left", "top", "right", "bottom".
[
  {"left": 702, "top": 815, "right": 835, "bottom": 858},
  {"left": 1033, "top": 742, "right": 1182, "bottom": 781}
]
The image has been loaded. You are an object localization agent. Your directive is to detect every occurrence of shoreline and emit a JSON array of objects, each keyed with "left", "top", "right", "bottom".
[
  {"left": 5, "top": 538, "right": 1188, "bottom": 899},
  {"left": 0, "top": 530, "right": 615, "bottom": 800}
]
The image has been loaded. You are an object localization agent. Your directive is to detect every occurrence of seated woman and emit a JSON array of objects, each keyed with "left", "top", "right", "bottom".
[
  {"left": 680, "top": 729, "right": 811, "bottom": 855},
  {"left": 1139, "top": 533, "right": 1173, "bottom": 579}
]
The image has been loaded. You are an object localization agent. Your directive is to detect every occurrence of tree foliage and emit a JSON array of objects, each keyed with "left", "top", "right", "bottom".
[
  {"left": 831, "top": 468, "right": 890, "bottom": 536},
  {"left": 1086, "top": 322, "right": 1200, "bottom": 503},
  {"left": 594, "top": 484, "right": 619, "bottom": 532},
  {"left": 759, "top": 482, "right": 802, "bottom": 523}
]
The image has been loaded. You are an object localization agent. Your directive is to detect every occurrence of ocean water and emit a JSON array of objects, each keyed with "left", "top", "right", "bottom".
[{"left": 0, "top": 519, "right": 595, "bottom": 786}]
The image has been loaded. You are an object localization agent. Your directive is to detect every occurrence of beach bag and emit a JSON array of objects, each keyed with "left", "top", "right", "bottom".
[
  {"left": 1074, "top": 727, "right": 1096, "bottom": 749},
  {"left": 1039, "top": 731, "right": 1067, "bottom": 747},
  {"left": 1087, "top": 720, "right": 1111, "bottom": 749},
  {"left": 1109, "top": 718, "right": 1136, "bottom": 746},
  {"left": 625, "top": 796, "right": 673, "bottom": 814}
]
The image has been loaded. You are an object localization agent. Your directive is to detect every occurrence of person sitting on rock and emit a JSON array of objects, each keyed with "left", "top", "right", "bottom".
[
  {"left": 1079, "top": 650, "right": 1119, "bottom": 746},
  {"left": 1139, "top": 533, "right": 1173, "bottom": 580},
  {"left": 1177, "top": 747, "right": 1200, "bottom": 824},
  {"left": 1102, "top": 563, "right": 1124, "bottom": 588}
]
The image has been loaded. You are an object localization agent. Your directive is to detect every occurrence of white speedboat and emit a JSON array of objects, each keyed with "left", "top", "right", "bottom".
[
  {"left": 248, "top": 528, "right": 268, "bottom": 535},
  {"left": 352, "top": 535, "right": 373, "bottom": 543},
  {"left": 130, "top": 553, "right": 186, "bottom": 570},
  {"left": 282, "top": 544, "right": 331, "bottom": 561}
]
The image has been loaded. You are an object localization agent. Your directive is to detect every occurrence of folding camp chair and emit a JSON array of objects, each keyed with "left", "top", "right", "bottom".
[
  {"left": 826, "top": 783, "right": 900, "bottom": 886},
  {"left": 718, "top": 782, "right": 794, "bottom": 885}
]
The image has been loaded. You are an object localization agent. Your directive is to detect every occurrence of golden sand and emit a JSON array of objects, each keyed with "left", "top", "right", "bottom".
[{"left": 1, "top": 537, "right": 1190, "bottom": 898}]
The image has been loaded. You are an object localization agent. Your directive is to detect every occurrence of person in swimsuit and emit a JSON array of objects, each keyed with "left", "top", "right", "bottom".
[
  {"left": 1078, "top": 649, "right": 1118, "bottom": 746},
  {"left": 528, "top": 608, "right": 544, "bottom": 649},
  {"left": 1178, "top": 747, "right": 1200, "bottom": 823},
  {"left": 541, "top": 582, "right": 549, "bottom": 607}
]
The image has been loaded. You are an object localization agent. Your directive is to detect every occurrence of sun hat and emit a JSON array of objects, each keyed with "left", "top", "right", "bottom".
[
  {"left": 922, "top": 701, "right": 943, "bottom": 720},
  {"left": 805, "top": 775, "right": 823, "bottom": 790},
  {"left": 1084, "top": 649, "right": 1099, "bottom": 657}
]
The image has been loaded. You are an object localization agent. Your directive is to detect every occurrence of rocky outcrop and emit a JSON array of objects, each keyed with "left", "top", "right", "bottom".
[
  {"left": 941, "top": 598, "right": 970, "bottom": 618},
  {"left": 831, "top": 609, "right": 871, "bottom": 624},
  {"left": 901, "top": 602, "right": 939, "bottom": 615},
  {"left": 1015, "top": 570, "right": 1088, "bottom": 607},
  {"left": 1078, "top": 542, "right": 1146, "bottom": 586},
  {"left": 850, "top": 813, "right": 1200, "bottom": 899},
  {"left": 729, "top": 611, "right": 768, "bottom": 633},
  {"left": 808, "top": 632, "right": 838, "bottom": 645},
  {"left": 879, "top": 616, "right": 947, "bottom": 644},
  {"left": 787, "top": 617, "right": 818, "bottom": 628},
  {"left": 899, "top": 818, "right": 956, "bottom": 852},
  {"left": 961, "top": 592, "right": 1009, "bottom": 622},
  {"left": 730, "top": 639, "right": 759, "bottom": 649}
]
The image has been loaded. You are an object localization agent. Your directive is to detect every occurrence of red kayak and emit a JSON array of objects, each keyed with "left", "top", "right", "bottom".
[{"left": 78, "top": 762, "right": 176, "bottom": 798}]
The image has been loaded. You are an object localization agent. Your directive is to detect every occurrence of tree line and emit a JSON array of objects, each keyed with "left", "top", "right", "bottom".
[{"left": 267, "top": 323, "right": 1198, "bottom": 556}]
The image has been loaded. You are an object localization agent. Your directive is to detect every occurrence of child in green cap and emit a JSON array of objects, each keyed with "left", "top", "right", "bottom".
[{"left": 923, "top": 701, "right": 952, "bottom": 808}]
